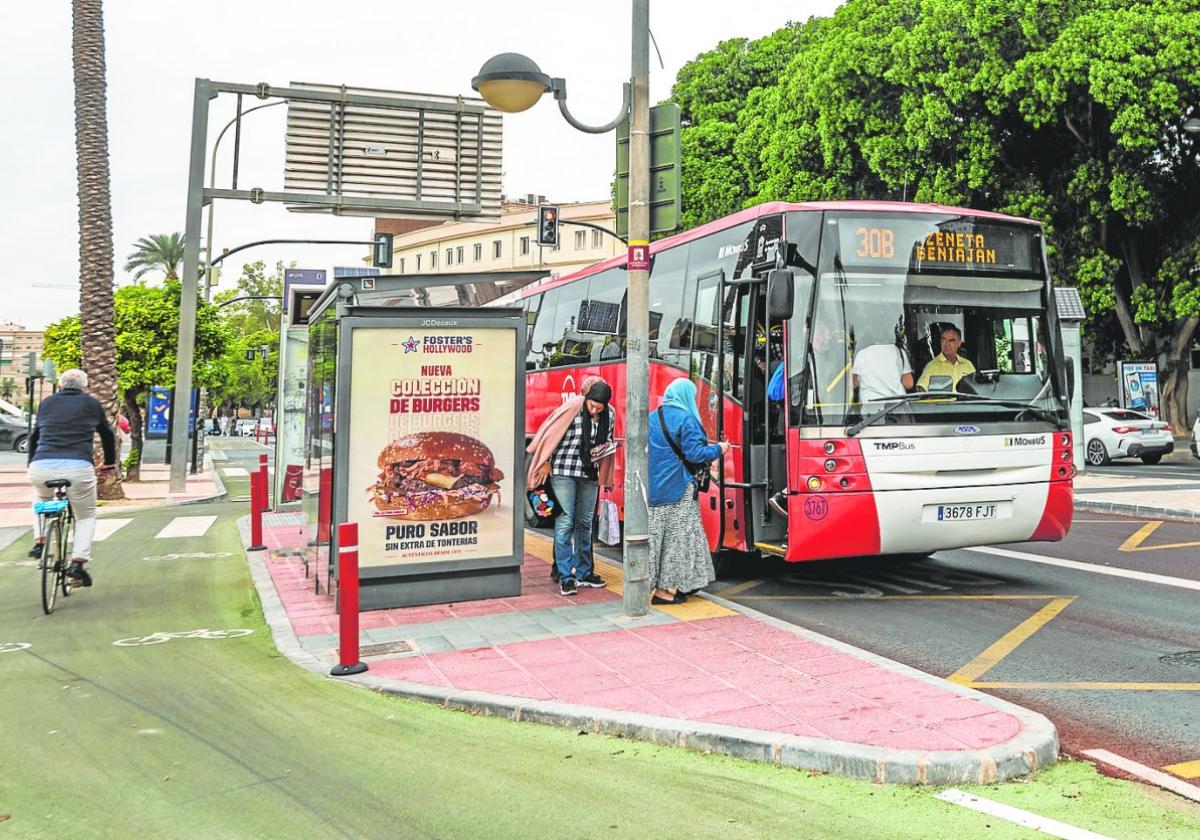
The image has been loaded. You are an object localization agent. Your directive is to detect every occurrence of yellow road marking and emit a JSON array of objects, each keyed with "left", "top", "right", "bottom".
[
  {"left": 738, "top": 594, "right": 1066, "bottom": 601},
  {"left": 946, "top": 597, "right": 1075, "bottom": 685},
  {"left": 1164, "top": 760, "right": 1200, "bottom": 778},
  {"left": 1119, "top": 520, "right": 1200, "bottom": 552},
  {"left": 524, "top": 532, "right": 734, "bottom": 619},
  {"left": 966, "top": 681, "right": 1200, "bottom": 691},
  {"left": 720, "top": 579, "right": 764, "bottom": 598}
]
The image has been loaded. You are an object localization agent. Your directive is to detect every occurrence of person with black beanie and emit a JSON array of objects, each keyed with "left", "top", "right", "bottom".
[{"left": 527, "top": 378, "right": 617, "bottom": 596}]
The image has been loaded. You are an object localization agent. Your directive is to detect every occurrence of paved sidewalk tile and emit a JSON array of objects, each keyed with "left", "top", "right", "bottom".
[{"left": 251, "top": 525, "right": 1055, "bottom": 782}]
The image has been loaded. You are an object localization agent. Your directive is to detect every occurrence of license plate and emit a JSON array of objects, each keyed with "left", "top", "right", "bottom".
[
  {"left": 1141, "top": 429, "right": 1157, "bottom": 435},
  {"left": 936, "top": 503, "right": 997, "bottom": 522}
]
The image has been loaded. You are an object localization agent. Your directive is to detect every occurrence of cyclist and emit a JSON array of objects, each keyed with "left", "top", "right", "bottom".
[{"left": 27, "top": 368, "right": 116, "bottom": 587}]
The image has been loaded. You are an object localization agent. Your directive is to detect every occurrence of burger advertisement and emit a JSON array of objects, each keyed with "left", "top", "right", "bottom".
[{"left": 347, "top": 327, "right": 516, "bottom": 567}]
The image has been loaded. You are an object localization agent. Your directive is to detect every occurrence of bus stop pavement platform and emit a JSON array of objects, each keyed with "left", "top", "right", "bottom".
[
  {"left": 240, "top": 513, "right": 1058, "bottom": 786},
  {"left": 1074, "top": 468, "right": 1200, "bottom": 522}
]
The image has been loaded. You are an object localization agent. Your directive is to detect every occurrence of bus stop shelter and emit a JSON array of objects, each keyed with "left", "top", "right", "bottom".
[{"left": 304, "top": 271, "right": 544, "bottom": 610}]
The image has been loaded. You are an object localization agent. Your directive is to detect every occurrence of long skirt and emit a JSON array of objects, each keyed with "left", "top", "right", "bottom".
[{"left": 648, "top": 490, "right": 715, "bottom": 593}]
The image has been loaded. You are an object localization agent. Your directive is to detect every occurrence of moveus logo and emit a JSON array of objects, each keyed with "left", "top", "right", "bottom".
[{"left": 1004, "top": 435, "right": 1047, "bottom": 447}]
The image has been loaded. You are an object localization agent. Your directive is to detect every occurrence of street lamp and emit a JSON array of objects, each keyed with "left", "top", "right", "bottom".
[
  {"left": 472, "top": 53, "right": 631, "bottom": 134},
  {"left": 472, "top": 1, "right": 652, "bottom": 617},
  {"left": 1184, "top": 116, "right": 1200, "bottom": 135}
]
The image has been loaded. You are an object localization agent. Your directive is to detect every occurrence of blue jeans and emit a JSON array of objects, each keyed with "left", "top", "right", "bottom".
[{"left": 549, "top": 476, "right": 599, "bottom": 581}]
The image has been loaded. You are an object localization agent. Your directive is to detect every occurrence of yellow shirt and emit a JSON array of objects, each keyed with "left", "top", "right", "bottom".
[{"left": 917, "top": 353, "right": 976, "bottom": 390}]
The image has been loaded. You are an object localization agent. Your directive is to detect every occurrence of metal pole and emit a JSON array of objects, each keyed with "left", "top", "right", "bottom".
[
  {"left": 622, "top": 0, "right": 651, "bottom": 616},
  {"left": 170, "top": 79, "right": 213, "bottom": 493}
]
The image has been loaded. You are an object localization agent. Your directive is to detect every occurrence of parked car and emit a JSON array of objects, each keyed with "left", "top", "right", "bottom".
[
  {"left": 1082, "top": 407, "right": 1173, "bottom": 466},
  {"left": 0, "top": 415, "right": 29, "bottom": 453},
  {"left": 1191, "top": 415, "right": 1199, "bottom": 459}
]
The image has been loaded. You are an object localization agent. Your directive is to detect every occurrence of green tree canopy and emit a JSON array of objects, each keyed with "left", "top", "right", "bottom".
[
  {"left": 42, "top": 280, "right": 231, "bottom": 395},
  {"left": 675, "top": 0, "right": 1200, "bottom": 425}
]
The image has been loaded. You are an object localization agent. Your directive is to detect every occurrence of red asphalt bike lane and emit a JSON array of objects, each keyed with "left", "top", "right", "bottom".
[{"left": 252, "top": 517, "right": 1056, "bottom": 778}]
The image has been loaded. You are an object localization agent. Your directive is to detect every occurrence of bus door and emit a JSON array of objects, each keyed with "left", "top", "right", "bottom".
[{"left": 742, "top": 278, "right": 788, "bottom": 550}]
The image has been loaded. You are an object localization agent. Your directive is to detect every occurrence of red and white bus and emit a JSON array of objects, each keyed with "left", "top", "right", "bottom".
[{"left": 502, "top": 201, "right": 1073, "bottom": 569}]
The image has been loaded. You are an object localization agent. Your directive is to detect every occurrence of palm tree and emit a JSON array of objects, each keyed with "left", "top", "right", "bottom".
[
  {"left": 0, "top": 378, "right": 15, "bottom": 401},
  {"left": 124, "top": 232, "right": 186, "bottom": 281},
  {"left": 72, "top": 0, "right": 123, "bottom": 498}
]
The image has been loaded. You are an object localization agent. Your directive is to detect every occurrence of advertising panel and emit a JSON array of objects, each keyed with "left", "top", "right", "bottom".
[
  {"left": 1117, "top": 361, "right": 1160, "bottom": 419},
  {"left": 274, "top": 327, "right": 309, "bottom": 504},
  {"left": 147, "top": 387, "right": 170, "bottom": 437},
  {"left": 346, "top": 327, "right": 516, "bottom": 568}
]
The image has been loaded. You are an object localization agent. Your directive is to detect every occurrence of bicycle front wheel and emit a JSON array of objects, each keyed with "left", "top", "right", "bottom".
[{"left": 41, "top": 519, "right": 61, "bottom": 615}]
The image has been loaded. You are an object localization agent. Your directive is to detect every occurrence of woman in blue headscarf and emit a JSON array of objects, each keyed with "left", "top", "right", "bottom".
[{"left": 646, "top": 378, "right": 729, "bottom": 604}]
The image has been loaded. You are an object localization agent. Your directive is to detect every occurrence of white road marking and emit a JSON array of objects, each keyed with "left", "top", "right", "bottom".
[
  {"left": 1082, "top": 749, "right": 1200, "bottom": 804},
  {"left": 0, "top": 642, "right": 31, "bottom": 654},
  {"left": 965, "top": 545, "right": 1200, "bottom": 593},
  {"left": 154, "top": 516, "right": 218, "bottom": 539},
  {"left": 142, "top": 552, "right": 233, "bottom": 561},
  {"left": 93, "top": 518, "right": 133, "bottom": 542},
  {"left": 935, "top": 789, "right": 1114, "bottom": 839},
  {"left": 221, "top": 466, "right": 249, "bottom": 477}
]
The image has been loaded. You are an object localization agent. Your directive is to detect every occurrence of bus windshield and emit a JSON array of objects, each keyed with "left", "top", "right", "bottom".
[{"left": 796, "top": 213, "right": 1068, "bottom": 429}]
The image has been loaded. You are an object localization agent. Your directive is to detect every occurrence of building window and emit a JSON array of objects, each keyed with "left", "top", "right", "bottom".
[
  {"left": 456, "top": 245, "right": 464, "bottom": 264},
  {"left": 575, "top": 230, "right": 586, "bottom": 249},
  {"left": 493, "top": 240, "right": 502, "bottom": 259},
  {"left": 473, "top": 243, "right": 482, "bottom": 262},
  {"left": 445, "top": 248, "right": 453, "bottom": 266},
  {"left": 430, "top": 250, "right": 437, "bottom": 269},
  {"left": 520, "top": 236, "right": 530, "bottom": 257},
  {"left": 399, "top": 257, "right": 405, "bottom": 273},
  {"left": 592, "top": 230, "right": 603, "bottom": 249},
  {"left": 416, "top": 253, "right": 422, "bottom": 271}
]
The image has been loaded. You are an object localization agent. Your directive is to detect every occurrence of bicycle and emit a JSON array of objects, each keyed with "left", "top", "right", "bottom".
[{"left": 35, "top": 479, "right": 75, "bottom": 615}]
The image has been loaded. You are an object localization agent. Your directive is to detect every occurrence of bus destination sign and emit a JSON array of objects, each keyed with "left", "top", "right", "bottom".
[{"left": 838, "top": 216, "right": 1039, "bottom": 274}]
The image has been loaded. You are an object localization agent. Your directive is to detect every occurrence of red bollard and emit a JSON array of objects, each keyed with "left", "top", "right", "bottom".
[
  {"left": 248, "top": 470, "right": 266, "bottom": 551},
  {"left": 258, "top": 454, "right": 270, "bottom": 512},
  {"left": 317, "top": 467, "right": 332, "bottom": 543},
  {"left": 331, "top": 522, "right": 367, "bottom": 676}
]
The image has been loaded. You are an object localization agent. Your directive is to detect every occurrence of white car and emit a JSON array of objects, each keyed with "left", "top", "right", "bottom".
[
  {"left": 235, "top": 419, "right": 257, "bottom": 437},
  {"left": 1191, "top": 415, "right": 1199, "bottom": 459},
  {"left": 1082, "top": 407, "right": 1173, "bottom": 466}
]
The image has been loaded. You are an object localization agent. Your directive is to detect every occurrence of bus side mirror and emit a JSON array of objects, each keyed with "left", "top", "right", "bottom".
[
  {"left": 1065, "top": 357, "right": 1075, "bottom": 402},
  {"left": 767, "top": 269, "right": 794, "bottom": 322}
]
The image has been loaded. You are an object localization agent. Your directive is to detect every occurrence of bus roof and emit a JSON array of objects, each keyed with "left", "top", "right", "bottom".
[{"left": 501, "top": 200, "right": 1040, "bottom": 302}]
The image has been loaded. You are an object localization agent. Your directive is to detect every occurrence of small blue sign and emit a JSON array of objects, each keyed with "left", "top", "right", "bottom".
[{"left": 953, "top": 425, "right": 980, "bottom": 435}]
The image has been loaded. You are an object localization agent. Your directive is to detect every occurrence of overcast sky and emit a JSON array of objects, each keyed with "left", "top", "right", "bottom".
[{"left": 0, "top": 1, "right": 841, "bottom": 329}]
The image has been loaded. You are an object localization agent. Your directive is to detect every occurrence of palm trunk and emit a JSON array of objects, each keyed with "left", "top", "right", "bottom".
[{"left": 72, "top": 0, "right": 123, "bottom": 499}]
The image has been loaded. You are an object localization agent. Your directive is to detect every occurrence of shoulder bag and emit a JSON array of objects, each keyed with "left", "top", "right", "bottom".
[{"left": 657, "top": 410, "right": 712, "bottom": 494}]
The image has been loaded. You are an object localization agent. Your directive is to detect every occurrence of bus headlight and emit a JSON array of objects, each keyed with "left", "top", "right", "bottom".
[
  {"left": 1060, "top": 433, "right": 1071, "bottom": 447},
  {"left": 824, "top": 459, "right": 837, "bottom": 472},
  {"left": 807, "top": 476, "right": 823, "bottom": 491},
  {"left": 823, "top": 441, "right": 836, "bottom": 455}
]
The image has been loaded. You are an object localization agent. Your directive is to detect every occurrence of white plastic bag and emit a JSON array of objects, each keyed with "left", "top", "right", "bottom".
[{"left": 596, "top": 499, "right": 621, "bottom": 546}]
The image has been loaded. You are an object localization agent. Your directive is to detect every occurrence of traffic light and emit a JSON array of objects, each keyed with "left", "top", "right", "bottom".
[
  {"left": 537, "top": 205, "right": 559, "bottom": 247},
  {"left": 373, "top": 232, "right": 394, "bottom": 269}
]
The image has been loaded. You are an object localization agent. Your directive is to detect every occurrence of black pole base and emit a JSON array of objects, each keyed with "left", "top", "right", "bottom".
[
  {"left": 247, "top": 544, "right": 267, "bottom": 552},
  {"left": 331, "top": 662, "right": 368, "bottom": 677}
]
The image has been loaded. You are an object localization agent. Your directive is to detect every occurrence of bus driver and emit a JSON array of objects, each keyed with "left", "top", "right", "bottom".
[{"left": 917, "top": 324, "right": 975, "bottom": 391}]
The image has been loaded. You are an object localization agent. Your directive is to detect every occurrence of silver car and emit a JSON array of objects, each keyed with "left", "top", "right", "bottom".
[{"left": 1082, "top": 407, "right": 1174, "bottom": 465}]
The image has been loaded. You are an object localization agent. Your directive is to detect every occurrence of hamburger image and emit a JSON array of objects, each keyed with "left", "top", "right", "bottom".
[{"left": 369, "top": 432, "right": 504, "bottom": 520}]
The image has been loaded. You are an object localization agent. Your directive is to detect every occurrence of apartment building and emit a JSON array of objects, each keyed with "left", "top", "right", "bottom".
[
  {"left": 0, "top": 322, "right": 44, "bottom": 376},
  {"left": 375, "top": 196, "right": 621, "bottom": 284}
]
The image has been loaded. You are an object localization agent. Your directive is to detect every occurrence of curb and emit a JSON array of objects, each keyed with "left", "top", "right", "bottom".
[
  {"left": 1074, "top": 498, "right": 1200, "bottom": 523},
  {"left": 240, "top": 517, "right": 1058, "bottom": 785}
]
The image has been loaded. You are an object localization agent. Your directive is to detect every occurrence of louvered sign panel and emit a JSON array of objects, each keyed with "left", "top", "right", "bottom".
[{"left": 284, "top": 83, "right": 502, "bottom": 221}]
